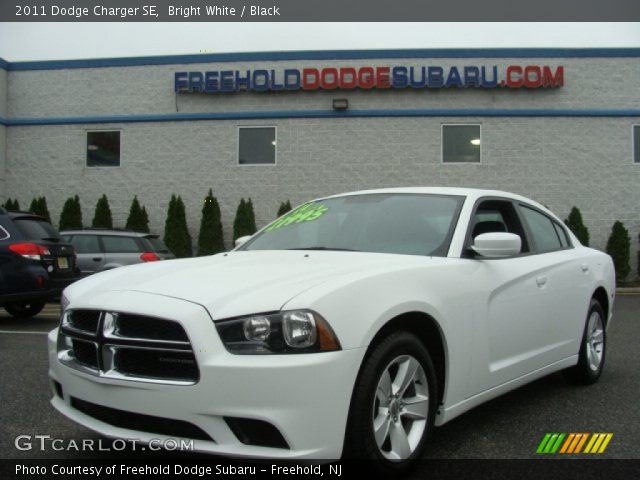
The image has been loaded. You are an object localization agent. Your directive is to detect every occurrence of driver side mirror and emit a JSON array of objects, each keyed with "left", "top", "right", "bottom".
[{"left": 471, "top": 232, "right": 522, "bottom": 258}]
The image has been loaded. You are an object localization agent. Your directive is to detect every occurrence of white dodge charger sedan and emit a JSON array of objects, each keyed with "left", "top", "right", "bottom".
[{"left": 48, "top": 188, "right": 614, "bottom": 470}]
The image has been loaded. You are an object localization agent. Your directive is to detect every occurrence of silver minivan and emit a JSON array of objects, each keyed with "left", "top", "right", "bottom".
[{"left": 60, "top": 229, "right": 175, "bottom": 277}]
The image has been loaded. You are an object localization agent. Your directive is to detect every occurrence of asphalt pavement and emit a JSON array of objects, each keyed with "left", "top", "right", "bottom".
[{"left": 0, "top": 298, "right": 638, "bottom": 460}]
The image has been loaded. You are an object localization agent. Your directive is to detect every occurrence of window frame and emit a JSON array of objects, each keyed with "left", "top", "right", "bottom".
[
  {"left": 633, "top": 124, "right": 640, "bottom": 165},
  {"left": 462, "top": 196, "right": 531, "bottom": 259},
  {"left": 517, "top": 203, "right": 574, "bottom": 254},
  {"left": 237, "top": 125, "right": 277, "bottom": 166},
  {"left": 441, "top": 124, "right": 482, "bottom": 164},
  {"left": 0, "top": 224, "right": 10, "bottom": 241},
  {"left": 85, "top": 129, "right": 122, "bottom": 168}
]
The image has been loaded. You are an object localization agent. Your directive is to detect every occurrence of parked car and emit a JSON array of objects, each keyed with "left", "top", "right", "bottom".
[
  {"left": 0, "top": 208, "right": 80, "bottom": 318},
  {"left": 49, "top": 188, "right": 614, "bottom": 471},
  {"left": 60, "top": 229, "right": 174, "bottom": 276}
]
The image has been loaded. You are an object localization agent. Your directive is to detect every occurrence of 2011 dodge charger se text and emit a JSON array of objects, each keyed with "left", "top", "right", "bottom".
[{"left": 47, "top": 188, "right": 614, "bottom": 471}]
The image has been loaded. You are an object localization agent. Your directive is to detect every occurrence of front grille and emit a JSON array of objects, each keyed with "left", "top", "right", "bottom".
[
  {"left": 109, "top": 313, "right": 189, "bottom": 343},
  {"left": 58, "top": 310, "right": 199, "bottom": 385},
  {"left": 64, "top": 310, "right": 100, "bottom": 335},
  {"left": 71, "top": 339, "right": 99, "bottom": 369},
  {"left": 71, "top": 398, "right": 213, "bottom": 441},
  {"left": 115, "top": 348, "right": 198, "bottom": 382}
]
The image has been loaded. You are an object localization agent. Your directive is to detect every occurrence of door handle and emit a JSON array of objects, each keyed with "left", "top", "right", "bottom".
[
  {"left": 92, "top": 257, "right": 102, "bottom": 262},
  {"left": 536, "top": 275, "right": 548, "bottom": 287},
  {"left": 581, "top": 264, "right": 590, "bottom": 273}
]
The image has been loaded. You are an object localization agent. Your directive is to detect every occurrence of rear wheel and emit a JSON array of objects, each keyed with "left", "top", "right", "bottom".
[
  {"left": 563, "top": 299, "right": 606, "bottom": 384},
  {"left": 4, "top": 301, "right": 46, "bottom": 318},
  {"left": 344, "top": 331, "right": 437, "bottom": 473}
]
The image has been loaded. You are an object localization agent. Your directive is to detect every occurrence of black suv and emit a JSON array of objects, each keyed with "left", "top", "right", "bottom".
[{"left": 0, "top": 208, "right": 81, "bottom": 318}]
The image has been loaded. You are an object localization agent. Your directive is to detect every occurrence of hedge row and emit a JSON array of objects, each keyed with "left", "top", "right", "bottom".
[{"left": 2, "top": 194, "right": 291, "bottom": 260}]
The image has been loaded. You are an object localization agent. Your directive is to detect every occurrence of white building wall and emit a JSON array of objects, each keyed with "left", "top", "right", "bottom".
[{"left": 2, "top": 53, "right": 639, "bottom": 276}]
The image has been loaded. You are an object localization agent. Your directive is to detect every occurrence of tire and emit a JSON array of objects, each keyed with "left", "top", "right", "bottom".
[
  {"left": 563, "top": 299, "right": 606, "bottom": 384},
  {"left": 343, "top": 331, "right": 438, "bottom": 473},
  {"left": 4, "top": 300, "right": 46, "bottom": 318}
]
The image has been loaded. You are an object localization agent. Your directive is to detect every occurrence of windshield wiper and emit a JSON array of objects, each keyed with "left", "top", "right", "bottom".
[
  {"left": 287, "top": 247, "right": 360, "bottom": 252},
  {"left": 40, "top": 237, "right": 60, "bottom": 242}
]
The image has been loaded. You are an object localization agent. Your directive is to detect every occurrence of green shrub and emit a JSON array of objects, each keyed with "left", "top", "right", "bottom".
[
  {"left": 28, "top": 196, "right": 51, "bottom": 221},
  {"left": 564, "top": 206, "right": 589, "bottom": 246},
  {"left": 197, "top": 189, "right": 225, "bottom": 256},
  {"left": 125, "top": 196, "right": 149, "bottom": 232},
  {"left": 141, "top": 206, "right": 150, "bottom": 233},
  {"left": 233, "top": 198, "right": 257, "bottom": 241},
  {"left": 92, "top": 194, "right": 113, "bottom": 229},
  {"left": 277, "top": 200, "right": 292, "bottom": 217},
  {"left": 164, "top": 194, "right": 192, "bottom": 258},
  {"left": 2, "top": 198, "right": 20, "bottom": 211},
  {"left": 59, "top": 195, "right": 83, "bottom": 230},
  {"left": 606, "top": 221, "right": 631, "bottom": 281}
]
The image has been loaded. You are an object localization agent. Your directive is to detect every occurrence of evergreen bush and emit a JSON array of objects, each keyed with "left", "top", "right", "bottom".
[
  {"left": 564, "top": 206, "right": 589, "bottom": 246},
  {"left": 277, "top": 200, "right": 292, "bottom": 217},
  {"left": 59, "top": 195, "right": 83, "bottom": 230},
  {"left": 197, "top": 189, "right": 225, "bottom": 256},
  {"left": 606, "top": 221, "right": 631, "bottom": 281},
  {"left": 92, "top": 194, "right": 113, "bottom": 229}
]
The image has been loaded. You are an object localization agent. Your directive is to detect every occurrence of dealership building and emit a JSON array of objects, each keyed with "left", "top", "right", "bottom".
[{"left": 0, "top": 49, "right": 639, "bottom": 274}]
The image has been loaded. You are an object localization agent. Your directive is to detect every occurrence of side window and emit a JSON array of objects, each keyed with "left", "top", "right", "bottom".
[
  {"left": 553, "top": 222, "right": 571, "bottom": 248},
  {"left": 468, "top": 199, "right": 529, "bottom": 254},
  {"left": 68, "top": 235, "right": 101, "bottom": 254},
  {"left": 519, "top": 205, "right": 563, "bottom": 253},
  {"left": 102, "top": 236, "right": 141, "bottom": 253}
]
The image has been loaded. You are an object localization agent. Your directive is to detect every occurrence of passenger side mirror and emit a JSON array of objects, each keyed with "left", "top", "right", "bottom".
[
  {"left": 234, "top": 235, "right": 252, "bottom": 248},
  {"left": 471, "top": 232, "right": 521, "bottom": 258}
]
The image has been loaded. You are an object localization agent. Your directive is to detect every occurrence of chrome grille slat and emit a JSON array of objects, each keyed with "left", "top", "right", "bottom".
[{"left": 58, "top": 309, "right": 199, "bottom": 385}]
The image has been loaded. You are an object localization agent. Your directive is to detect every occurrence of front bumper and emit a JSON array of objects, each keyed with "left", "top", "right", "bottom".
[{"left": 48, "top": 291, "right": 365, "bottom": 459}]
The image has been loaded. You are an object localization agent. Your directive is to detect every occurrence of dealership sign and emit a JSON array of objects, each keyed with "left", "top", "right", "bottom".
[{"left": 174, "top": 65, "right": 564, "bottom": 93}]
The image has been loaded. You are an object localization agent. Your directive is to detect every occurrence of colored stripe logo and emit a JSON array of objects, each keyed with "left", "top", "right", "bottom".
[{"left": 537, "top": 433, "right": 613, "bottom": 454}]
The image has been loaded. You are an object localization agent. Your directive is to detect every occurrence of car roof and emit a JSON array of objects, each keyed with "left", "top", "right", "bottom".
[
  {"left": 319, "top": 187, "right": 553, "bottom": 216},
  {"left": 60, "top": 229, "right": 156, "bottom": 238}
]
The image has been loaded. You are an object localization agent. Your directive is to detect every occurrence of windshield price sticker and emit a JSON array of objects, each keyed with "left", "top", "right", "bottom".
[{"left": 265, "top": 203, "right": 329, "bottom": 232}]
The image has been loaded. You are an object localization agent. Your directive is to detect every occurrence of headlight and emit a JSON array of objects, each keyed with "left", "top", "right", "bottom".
[{"left": 215, "top": 309, "right": 340, "bottom": 354}]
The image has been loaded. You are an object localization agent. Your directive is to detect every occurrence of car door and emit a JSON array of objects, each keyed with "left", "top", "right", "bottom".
[
  {"left": 64, "top": 234, "right": 104, "bottom": 275},
  {"left": 465, "top": 198, "right": 561, "bottom": 396},
  {"left": 516, "top": 203, "right": 587, "bottom": 363}
]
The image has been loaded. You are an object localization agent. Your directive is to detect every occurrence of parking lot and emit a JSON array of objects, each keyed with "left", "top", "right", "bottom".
[{"left": 0, "top": 297, "right": 638, "bottom": 460}]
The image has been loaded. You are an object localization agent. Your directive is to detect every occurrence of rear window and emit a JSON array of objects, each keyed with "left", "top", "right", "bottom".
[
  {"left": 143, "top": 236, "right": 170, "bottom": 253},
  {"left": 102, "top": 236, "right": 141, "bottom": 253},
  {"left": 14, "top": 217, "right": 60, "bottom": 241}
]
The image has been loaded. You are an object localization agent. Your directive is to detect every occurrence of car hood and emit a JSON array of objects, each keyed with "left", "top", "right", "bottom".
[{"left": 65, "top": 250, "right": 422, "bottom": 319}]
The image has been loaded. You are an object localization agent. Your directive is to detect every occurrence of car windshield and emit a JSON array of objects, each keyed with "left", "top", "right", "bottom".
[
  {"left": 242, "top": 193, "right": 464, "bottom": 256},
  {"left": 14, "top": 217, "right": 60, "bottom": 241}
]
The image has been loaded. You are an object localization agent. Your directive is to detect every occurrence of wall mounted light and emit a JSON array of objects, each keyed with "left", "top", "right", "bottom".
[
  {"left": 332, "top": 99, "right": 349, "bottom": 111},
  {"left": 470, "top": 138, "right": 481, "bottom": 146}
]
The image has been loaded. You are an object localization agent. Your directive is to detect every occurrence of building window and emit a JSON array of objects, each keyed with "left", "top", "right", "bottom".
[
  {"left": 634, "top": 125, "right": 640, "bottom": 164},
  {"left": 238, "top": 127, "right": 276, "bottom": 165},
  {"left": 442, "top": 125, "right": 481, "bottom": 163},
  {"left": 87, "top": 131, "right": 121, "bottom": 167}
]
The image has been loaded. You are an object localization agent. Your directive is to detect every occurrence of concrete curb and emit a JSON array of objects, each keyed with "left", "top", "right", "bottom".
[{"left": 616, "top": 287, "right": 640, "bottom": 295}]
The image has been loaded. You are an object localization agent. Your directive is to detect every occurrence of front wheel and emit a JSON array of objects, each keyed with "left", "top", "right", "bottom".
[
  {"left": 563, "top": 299, "right": 606, "bottom": 384},
  {"left": 344, "top": 331, "right": 437, "bottom": 472},
  {"left": 4, "top": 300, "right": 46, "bottom": 318}
]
